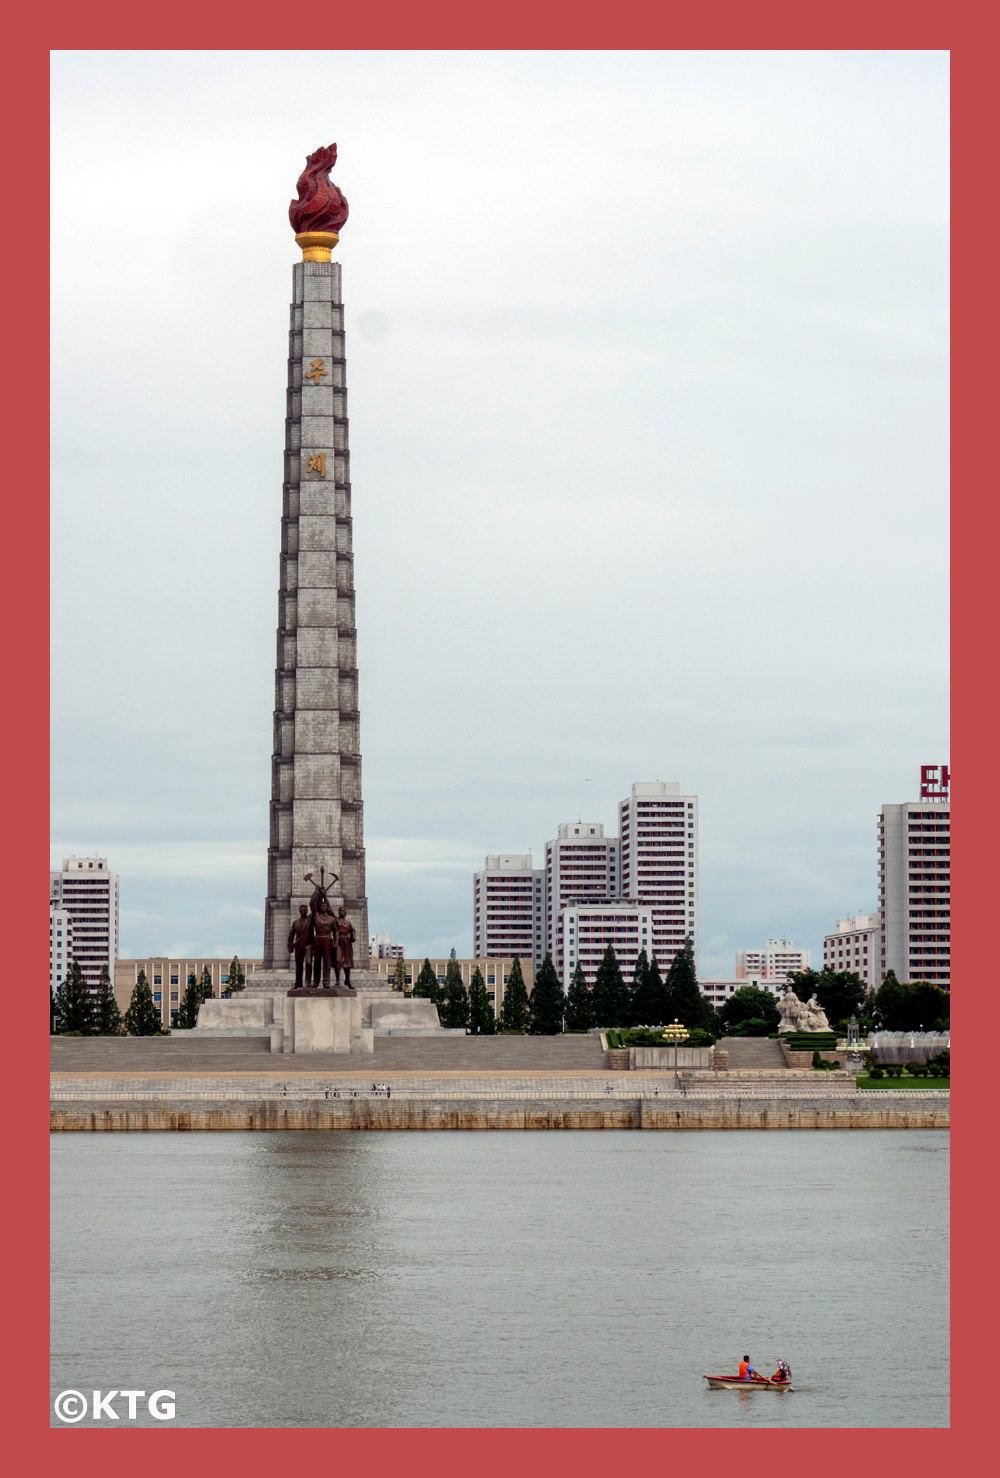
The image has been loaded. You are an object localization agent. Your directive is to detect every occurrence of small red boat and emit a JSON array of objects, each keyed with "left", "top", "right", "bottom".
[{"left": 704, "top": 1374, "right": 792, "bottom": 1390}]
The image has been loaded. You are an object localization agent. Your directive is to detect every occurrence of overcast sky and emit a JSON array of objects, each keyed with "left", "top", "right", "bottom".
[{"left": 50, "top": 50, "right": 948, "bottom": 976}]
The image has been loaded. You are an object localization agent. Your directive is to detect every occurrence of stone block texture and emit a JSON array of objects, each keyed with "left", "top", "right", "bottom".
[{"left": 264, "top": 260, "right": 369, "bottom": 968}]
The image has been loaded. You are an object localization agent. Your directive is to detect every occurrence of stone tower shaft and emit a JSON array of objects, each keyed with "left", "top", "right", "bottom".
[{"left": 262, "top": 258, "right": 369, "bottom": 968}]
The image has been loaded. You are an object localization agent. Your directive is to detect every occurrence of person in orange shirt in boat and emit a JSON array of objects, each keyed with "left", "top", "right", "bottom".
[{"left": 738, "top": 1356, "right": 760, "bottom": 1381}]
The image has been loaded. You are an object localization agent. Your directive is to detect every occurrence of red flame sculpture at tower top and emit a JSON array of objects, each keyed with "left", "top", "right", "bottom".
[{"left": 289, "top": 144, "right": 349, "bottom": 235}]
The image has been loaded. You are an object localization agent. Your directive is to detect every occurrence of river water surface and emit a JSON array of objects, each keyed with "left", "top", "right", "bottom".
[{"left": 51, "top": 1129, "right": 948, "bottom": 1428}]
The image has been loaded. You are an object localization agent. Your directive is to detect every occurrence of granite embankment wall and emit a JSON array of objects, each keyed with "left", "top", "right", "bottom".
[{"left": 50, "top": 1096, "right": 948, "bottom": 1131}]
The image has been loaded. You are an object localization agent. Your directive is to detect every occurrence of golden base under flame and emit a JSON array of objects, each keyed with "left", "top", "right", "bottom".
[{"left": 295, "top": 231, "right": 340, "bottom": 262}]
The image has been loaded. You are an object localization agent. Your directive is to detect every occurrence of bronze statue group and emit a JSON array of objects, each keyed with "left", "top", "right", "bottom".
[{"left": 287, "top": 869, "right": 356, "bottom": 993}]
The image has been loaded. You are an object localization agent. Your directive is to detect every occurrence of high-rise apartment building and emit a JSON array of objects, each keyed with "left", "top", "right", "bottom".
[
  {"left": 879, "top": 784, "right": 950, "bottom": 987},
  {"left": 473, "top": 854, "right": 545, "bottom": 967},
  {"left": 49, "top": 857, "right": 119, "bottom": 988},
  {"left": 49, "top": 904, "right": 74, "bottom": 990},
  {"left": 823, "top": 913, "right": 880, "bottom": 988},
  {"left": 544, "top": 824, "right": 620, "bottom": 976},
  {"left": 735, "top": 938, "right": 810, "bottom": 980},
  {"left": 618, "top": 781, "right": 698, "bottom": 968},
  {"left": 557, "top": 901, "right": 651, "bottom": 989},
  {"left": 370, "top": 933, "right": 405, "bottom": 960}
]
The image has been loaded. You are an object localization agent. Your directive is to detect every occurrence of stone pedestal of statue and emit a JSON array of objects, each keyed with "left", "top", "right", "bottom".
[{"left": 282, "top": 993, "right": 372, "bottom": 1055}]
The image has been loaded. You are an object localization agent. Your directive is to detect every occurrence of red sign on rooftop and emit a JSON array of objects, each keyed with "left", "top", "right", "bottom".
[{"left": 920, "top": 764, "right": 950, "bottom": 800}]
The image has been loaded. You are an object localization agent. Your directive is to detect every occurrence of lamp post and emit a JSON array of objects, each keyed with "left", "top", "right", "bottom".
[{"left": 662, "top": 1019, "right": 690, "bottom": 1093}]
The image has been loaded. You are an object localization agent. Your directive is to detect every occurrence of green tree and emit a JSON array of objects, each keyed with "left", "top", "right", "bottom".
[
  {"left": 224, "top": 956, "right": 246, "bottom": 997},
  {"left": 172, "top": 973, "right": 204, "bottom": 1029},
  {"left": 872, "top": 970, "right": 907, "bottom": 1030},
  {"left": 645, "top": 954, "right": 670, "bottom": 1024},
  {"left": 630, "top": 948, "right": 669, "bottom": 1025},
  {"left": 412, "top": 958, "right": 441, "bottom": 1005},
  {"left": 591, "top": 946, "right": 629, "bottom": 1026},
  {"left": 499, "top": 957, "right": 530, "bottom": 1033},
  {"left": 663, "top": 937, "right": 710, "bottom": 1029},
  {"left": 529, "top": 953, "right": 565, "bottom": 1035},
  {"left": 54, "top": 960, "right": 94, "bottom": 1035},
  {"left": 719, "top": 985, "right": 780, "bottom": 1032},
  {"left": 440, "top": 954, "right": 470, "bottom": 1029},
  {"left": 627, "top": 949, "right": 649, "bottom": 1027},
  {"left": 468, "top": 966, "right": 496, "bottom": 1034},
  {"left": 786, "top": 968, "right": 866, "bottom": 1032},
  {"left": 893, "top": 981, "right": 950, "bottom": 1032},
  {"left": 198, "top": 965, "right": 214, "bottom": 1004},
  {"left": 564, "top": 962, "right": 594, "bottom": 1031},
  {"left": 124, "top": 969, "right": 162, "bottom": 1036},
  {"left": 93, "top": 964, "right": 123, "bottom": 1035},
  {"left": 391, "top": 955, "right": 409, "bottom": 994}
]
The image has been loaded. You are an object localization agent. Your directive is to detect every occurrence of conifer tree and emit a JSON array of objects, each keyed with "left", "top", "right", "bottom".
[
  {"left": 224, "top": 956, "right": 246, "bottom": 996},
  {"left": 528, "top": 953, "right": 565, "bottom": 1034},
  {"left": 172, "top": 973, "right": 204, "bottom": 1029},
  {"left": 93, "top": 964, "right": 123, "bottom": 1035},
  {"left": 591, "top": 945, "right": 629, "bottom": 1026},
  {"left": 440, "top": 954, "right": 470, "bottom": 1029},
  {"left": 413, "top": 958, "right": 441, "bottom": 1005},
  {"left": 499, "top": 957, "right": 530, "bottom": 1033},
  {"left": 392, "top": 955, "right": 408, "bottom": 994},
  {"left": 663, "top": 937, "right": 709, "bottom": 1029},
  {"left": 564, "top": 962, "right": 595, "bottom": 1031},
  {"left": 198, "top": 965, "right": 214, "bottom": 1004},
  {"left": 54, "top": 960, "right": 94, "bottom": 1035},
  {"left": 645, "top": 954, "right": 669, "bottom": 1024},
  {"left": 124, "top": 969, "right": 162, "bottom": 1036},
  {"left": 468, "top": 966, "right": 496, "bottom": 1034},
  {"left": 628, "top": 948, "right": 651, "bottom": 1026}
]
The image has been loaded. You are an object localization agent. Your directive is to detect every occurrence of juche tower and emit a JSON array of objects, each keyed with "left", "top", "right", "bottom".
[{"left": 262, "top": 145, "right": 370, "bottom": 969}]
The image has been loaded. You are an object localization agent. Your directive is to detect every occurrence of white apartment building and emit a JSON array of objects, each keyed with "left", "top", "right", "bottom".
[
  {"left": 473, "top": 854, "right": 545, "bottom": 968},
  {"left": 618, "top": 781, "right": 697, "bottom": 969},
  {"left": 701, "top": 975, "right": 789, "bottom": 1008},
  {"left": 879, "top": 791, "right": 951, "bottom": 987},
  {"left": 50, "top": 905, "right": 74, "bottom": 990},
  {"left": 50, "top": 857, "right": 119, "bottom": 989},
  {"left": 735, "top": 938, "right": 810, "bottom": 981},
  {"left": 823, "top": 913, "right": 881, "bottom": 988},
  {"left": 545, "top": 825, "right": 620, "bottom": 977},
  {"left": 557, "top": 901, "right": 651, "bottom": 990},
  {"left": 370, "top": 933, "right": 405, "bottom": 960}
]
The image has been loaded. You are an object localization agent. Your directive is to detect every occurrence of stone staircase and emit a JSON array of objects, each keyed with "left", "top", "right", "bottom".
[
  {"left": 51, "top": 1033, "right": 608, "bottom": 1075},
  {"left": 717, "top": 1036, "right": 789, "bottom": 1070}
]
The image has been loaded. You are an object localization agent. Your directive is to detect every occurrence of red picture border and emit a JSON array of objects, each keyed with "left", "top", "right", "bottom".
[{"left": 19, "top": 8, "right": 975, "bottom": 1475}]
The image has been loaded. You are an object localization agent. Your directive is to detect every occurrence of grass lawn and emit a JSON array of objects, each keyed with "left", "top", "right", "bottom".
[{"left": 856, "top": 1075, "right": 949, "bottom": 1091}]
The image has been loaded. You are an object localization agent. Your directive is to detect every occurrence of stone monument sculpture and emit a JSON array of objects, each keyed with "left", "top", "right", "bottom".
[
  {"left": 777, "top": 987, "right": 831, "bottom": 1033},
  {"left": 777, "top": 989, "right": 802, "bottom": 1033}
]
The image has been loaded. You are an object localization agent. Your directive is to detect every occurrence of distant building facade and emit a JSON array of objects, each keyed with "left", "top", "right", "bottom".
[
  {"left": 701, "top": 975, "right": 789, "bottom": 1009},
  {"left": 115, "top": 957, "right": 262, "bottom": 1030},
  {"left": 618, "top": 780, "right": 698, "bottom": 969},
  {"left": 50, "top": 905, "right": 74, "bottom": 991},
  {"left": 545, "top": 825, "right": 620, "bottom": 976},
  {"left": 556, "top": 900, "right": 651, "bottom": 991},
  {"left": 735, "top": 938, "right": 810, "bottom": 981},
  {"left": 50, "top": 857, "right": 119, "bottom": 989},
  {"left": 822, "top": 913, "right": 880, "bottom": 988},
  {"left": 879, "top": 783, "right": 950, "bottom": 987},
  {"left": 473, "top": 854, "right": 545, "bottom": 967},
  {"left": 370, "top": 933, "right": 405, "bottom": 959}
]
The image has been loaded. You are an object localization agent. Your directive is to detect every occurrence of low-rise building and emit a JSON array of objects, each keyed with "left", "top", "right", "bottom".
[
  {"left": 367, "top": 956, "right": 534, "bottom": 1016},
  {"left": 115, "top": 957, "right": 263, "bottom": 1030},
  {"left": 701, "top": 976, "right": 789, "bottom": 1009}
]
